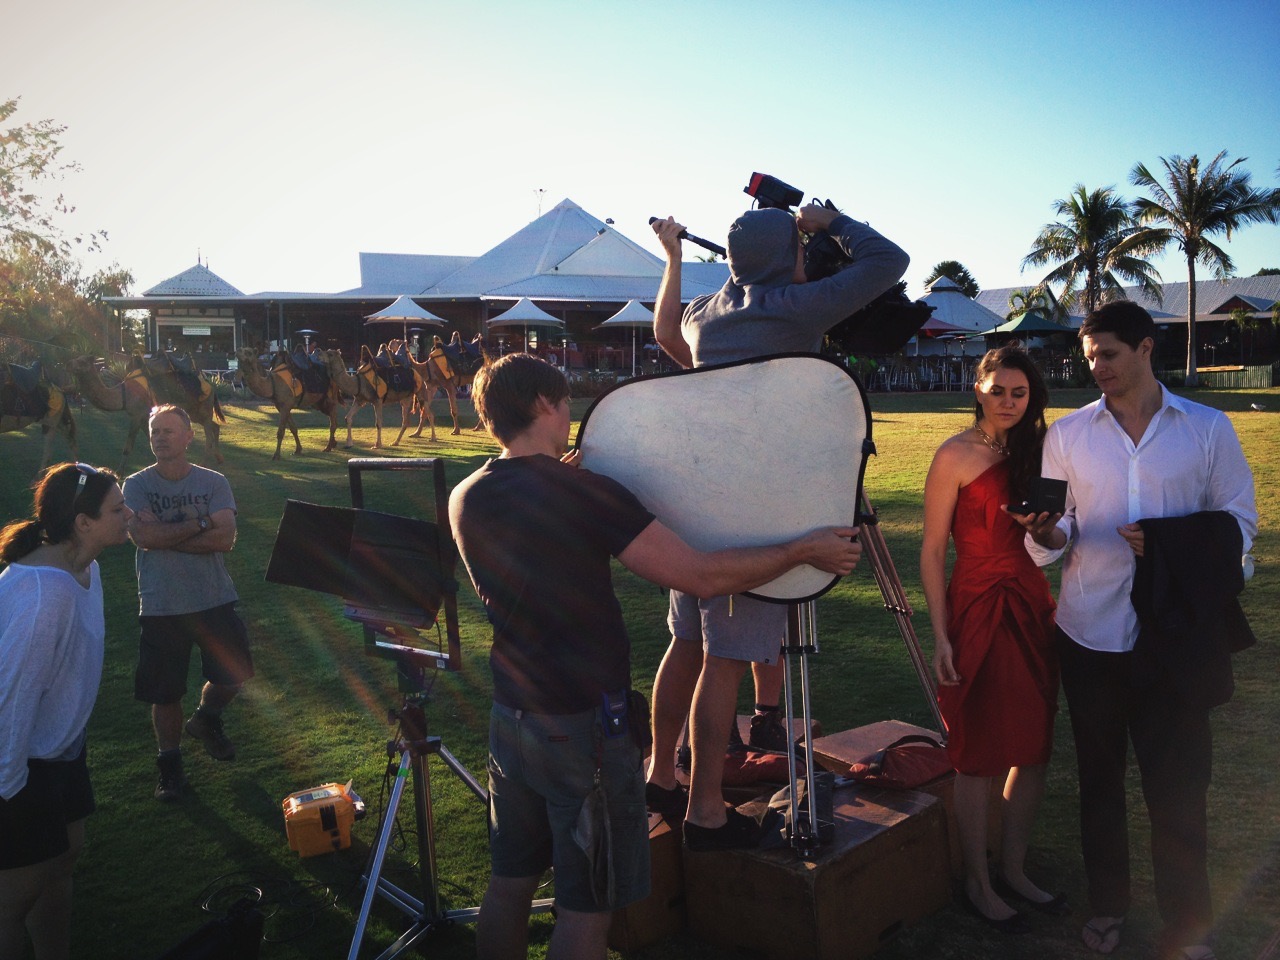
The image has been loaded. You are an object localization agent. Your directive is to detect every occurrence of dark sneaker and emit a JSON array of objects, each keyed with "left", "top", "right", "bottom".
[
  {"left": 684, "top": 807, "right": 783, "bottom": 852},
  {"left": 155, "top": 752, "right": 185, "bottom": 802},
  {"left": 726, "top": 716, "right": 747, "bottom": 756},
  {"left": 748, "top": 711, "right": 789, "bottom": 752},
  {"left": 645, "top": 782, "right": 688, "bottom": 826},
  {"left": 185, "top": 710, "right": 236, "bottom": 761},
  {"left": 676, "top": 744, "right": 692, "bottom": 773}
]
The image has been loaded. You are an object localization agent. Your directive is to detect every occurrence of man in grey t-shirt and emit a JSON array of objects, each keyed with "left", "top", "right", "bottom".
[{"left": 123, "top": 404, "right": 253, "bottom": 802}]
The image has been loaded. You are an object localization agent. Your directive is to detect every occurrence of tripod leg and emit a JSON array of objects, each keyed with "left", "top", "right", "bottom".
[
  {"left": 859, "top": 492, "right": 946, "bottom": 735},
  {"left": 349, "top": 750, "right": 413, "bottom": 960}
]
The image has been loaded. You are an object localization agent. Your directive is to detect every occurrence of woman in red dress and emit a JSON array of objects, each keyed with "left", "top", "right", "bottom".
[{"left": 921, "top": 344, "right": 1062, "bottom": 932}]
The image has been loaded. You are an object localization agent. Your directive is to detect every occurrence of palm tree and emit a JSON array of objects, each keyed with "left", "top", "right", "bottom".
[
  {"left": 1226, "top": 306, "right": 1259, "bottom": 363},
  {"left": 1022, "top": 185, "right": 1164, "bottom": 318},
  {"left": 924, "top": 260, "right": 980, "bottom": 298},
  {"left": 1129, "top": 152, "right": 1280, "bottom": 385},
  {"left": 1006, "top": 286, "right": 1069, "bottom": 325}
]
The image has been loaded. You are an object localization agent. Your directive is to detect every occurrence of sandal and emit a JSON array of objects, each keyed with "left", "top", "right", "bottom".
[{"left": 1083, "top": 917, "right": 1125, "bottom": 955}]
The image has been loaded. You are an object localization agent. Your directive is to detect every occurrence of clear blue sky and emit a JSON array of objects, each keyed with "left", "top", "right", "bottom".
[{"left": 8, "top": 0, "right": 1280, "bottom": 301}]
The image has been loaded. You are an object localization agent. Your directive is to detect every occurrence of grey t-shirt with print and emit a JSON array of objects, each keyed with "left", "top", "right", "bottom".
[{"left": 123, "top": 463, "right": 239, "bottom": 616}]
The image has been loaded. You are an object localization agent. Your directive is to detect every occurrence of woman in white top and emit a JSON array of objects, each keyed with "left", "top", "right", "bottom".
[{"left": 0, "top": 462, "right": 133, "bottom": 960}]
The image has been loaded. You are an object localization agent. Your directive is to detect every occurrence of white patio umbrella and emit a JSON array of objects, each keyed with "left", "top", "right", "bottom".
[
  {"left": 595, "top": 299, "right": 654, "bottom": 375},
  {"left": 364, "top": 295, "right": 447, "bottom": 344},
  {"left": 486, "top": 298, "right": 565, "bottom": 353}
]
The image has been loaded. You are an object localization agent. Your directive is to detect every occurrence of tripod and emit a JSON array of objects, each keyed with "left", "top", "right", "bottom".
[
  {"left": 336, "top": 459, "right": 553, "bottom": 959},
  {"left": 774, "top": 490, "right": 943, "bottom": 857},
  {"left": 348, "top": 692, "right": 485, "bottom": 960},
  {"left": 346, "top": 683, "right": 556, "bottom": 960}
]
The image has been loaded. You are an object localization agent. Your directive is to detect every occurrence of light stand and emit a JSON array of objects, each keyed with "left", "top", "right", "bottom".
[
  {"left": 780, "top": 600, "right": 824, "bottom": 857},
  {"left": 775, "top": 491, "right": 943, "bottom": 857}
]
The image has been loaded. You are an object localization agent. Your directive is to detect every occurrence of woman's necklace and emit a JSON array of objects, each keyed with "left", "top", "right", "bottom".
[{"left": 974, "top": 422, "right": 1009, "bottom": 456}]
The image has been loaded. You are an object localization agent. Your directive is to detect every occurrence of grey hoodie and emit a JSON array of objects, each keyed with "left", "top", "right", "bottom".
[{"left": 683, "top": 208, "right": 910, "bottom": 367}]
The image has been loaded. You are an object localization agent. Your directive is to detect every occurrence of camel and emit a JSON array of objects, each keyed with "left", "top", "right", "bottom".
[
  {"left": 403, "top": 332, "right": 488, "bottom": 434},
  {"left": 1, "top": 374, "right": 77, "bottom": 471},
  {"left": 68, "top": 355, "right": 226, "bottom": 472},
  {"left": 320, "top": 346, "right": 440, "bottom": 447},
  {"left": 234, "top": 347, "right": 340, "bottom": 459}
]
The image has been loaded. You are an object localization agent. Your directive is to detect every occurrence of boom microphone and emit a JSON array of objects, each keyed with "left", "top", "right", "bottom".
[{"left": 647, "top": 217, "right": 727, "bottom": 260}]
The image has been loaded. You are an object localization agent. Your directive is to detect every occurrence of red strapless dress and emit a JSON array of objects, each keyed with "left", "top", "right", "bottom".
[{"left": 937, "top": 461, "right": 1058, "bottom": 776}]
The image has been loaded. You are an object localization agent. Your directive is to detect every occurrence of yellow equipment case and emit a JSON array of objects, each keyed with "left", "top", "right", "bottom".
[{"left": 282, "top": 781, "right": 362, "bottom": 857}]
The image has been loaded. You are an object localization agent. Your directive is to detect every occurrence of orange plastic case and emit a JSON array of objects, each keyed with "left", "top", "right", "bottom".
[{"left": 282, "top": 781, "right": 361, "bottom": 857}]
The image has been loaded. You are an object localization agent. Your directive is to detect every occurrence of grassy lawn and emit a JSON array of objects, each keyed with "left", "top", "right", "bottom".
[{"left": 2, "top": 383, "right": 1277, "bottom": 960}]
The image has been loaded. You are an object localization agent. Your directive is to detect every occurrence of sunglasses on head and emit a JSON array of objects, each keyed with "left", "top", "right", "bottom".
[{"left": 72, "top": 463, "right": 99, "bottom": 508}]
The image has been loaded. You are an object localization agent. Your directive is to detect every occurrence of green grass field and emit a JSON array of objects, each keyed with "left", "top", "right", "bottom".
[{"left": 3, "top": 384, "right": 1277, "bottom": 960}]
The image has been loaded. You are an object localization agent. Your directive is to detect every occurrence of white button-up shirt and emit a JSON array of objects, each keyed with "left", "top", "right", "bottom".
[{"left": 1026, "top": 386, "right": 1256, "bottom": 653}]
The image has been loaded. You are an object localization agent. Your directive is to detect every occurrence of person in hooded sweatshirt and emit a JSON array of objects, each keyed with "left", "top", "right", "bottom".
[{"left": 646, "top": 203, "right": 909, "bottom": 850}]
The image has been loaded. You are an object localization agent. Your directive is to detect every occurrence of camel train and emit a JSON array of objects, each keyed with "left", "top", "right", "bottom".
[
  {"left": 415, "top": 332, "right": 487, "bottom": 434},
  {"left": 68, "top": 353, "right": 226, "bottom": 473},
  {"left": 319, "top": 332, "right": 488, "bottom": 448},
  {"left": 1, "top": 362, "right": 78, "bottom": 472},
  {"left": 234, "top": 347, "right": 343, "bottom": 460},
  {"left": 321, "top": 344, "right": 449, "bottom": 448}
]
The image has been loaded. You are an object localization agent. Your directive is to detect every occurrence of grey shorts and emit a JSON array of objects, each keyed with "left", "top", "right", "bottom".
[
  {"left": 667, "top": 590, "right": 787, "bottom": 664},
  {"left": 487, "top": 703, "right": 649, "bottom": 913}
]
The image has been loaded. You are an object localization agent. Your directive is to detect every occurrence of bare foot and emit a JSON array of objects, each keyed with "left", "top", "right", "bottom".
[{"left": 1082, "top": 916, "right": 1124, "bottom": 955}]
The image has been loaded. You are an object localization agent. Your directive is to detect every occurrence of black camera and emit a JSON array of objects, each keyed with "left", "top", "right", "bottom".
[
  {"left": 743, "top": 173, "right": 933, "bottom": 356},
  {"left": 1007, "top": 477, "right": 1068, "bottom": 517}
]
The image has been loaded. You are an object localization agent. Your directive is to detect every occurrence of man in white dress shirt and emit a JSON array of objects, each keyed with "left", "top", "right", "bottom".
[{"left": 1021, "top": 301, "right": 1256, "bottom": 960}]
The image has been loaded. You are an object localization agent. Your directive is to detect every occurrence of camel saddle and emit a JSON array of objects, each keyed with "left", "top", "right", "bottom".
[
  {"left": 292, "top": 348, "right": 324, "bottom": 372},
  {"left": 131, "top": 351, "right": 207, "bottom": 403},
  {"left": 429, "top": 341, "right": 481, "bottom": 380},
  {"left": 1, "top": 362, "right": 52, "bottom": 420},
  {"left": 359, "top": 360, "right": 416, "bottom": 398},
  {"left": 273, "top": 354, "right": 330, "bottom": 399}
]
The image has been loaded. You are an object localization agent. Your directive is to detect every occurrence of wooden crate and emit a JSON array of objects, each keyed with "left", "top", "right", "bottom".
[
  {"left": 811, "top": 720, "right": 1002, "bottom": 878},
  {"left": 607, "top": 812, "right": 686, "bottom": 952},
  {"left": 683, "top": 784, "right": 951, "bottom": 959}
]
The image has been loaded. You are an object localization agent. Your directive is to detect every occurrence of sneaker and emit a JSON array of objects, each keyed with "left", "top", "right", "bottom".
[
  {"left": 155, "top": 752, "right": 185, "bottom": 802},
  {"left": 185, "top": 710, "right": 236, "bottom": 761},
  {"left": 645, "top": 782, "right": 688, "bottom": 825},
  {"left": 748, "top": 710, "right": 789, "bottom": 752},
  {"left": 684, "top": 807, "right": 783, "bottom": 852},
  {"left": 726, "top": 717, "right": 747, "bottom": 756},
  {"left": 675, "top": 744, "right": 692, "bottom": 774}
]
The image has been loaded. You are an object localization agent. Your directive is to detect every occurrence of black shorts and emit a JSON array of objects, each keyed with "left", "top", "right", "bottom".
[
  {"left": 0, "top": 747, "right": 95, "bottom": 870},
  {"left": 135, "top": 603, "right": 254, "bottom": 704}
]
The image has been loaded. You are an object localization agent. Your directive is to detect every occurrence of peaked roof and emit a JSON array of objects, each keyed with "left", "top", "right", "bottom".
[
  {"left": 122, "top": 199, "right": 733, "bottom": 308},
  {"left": 975, "top": 275, "right": 1280, "bottom": 325},
  {"left": 344, "top": 199, "right": 727, "bottom": 304},
  {"left": 426, "top": 198, "right": 674, "bottom": 301},
  {"left": 921, "top": 276, "right": 1006, "bottom": 333},
  {"left": 144, "top": 263, "right": 243, "bottom": 297}
]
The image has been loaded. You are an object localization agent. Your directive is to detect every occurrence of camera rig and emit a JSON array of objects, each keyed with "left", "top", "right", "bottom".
[
  {"left": 742, "top": 173, "right": 934, "bottom": 357},
  {"left": 650, "top": 174, "right": 934, "bottom": 356}
]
